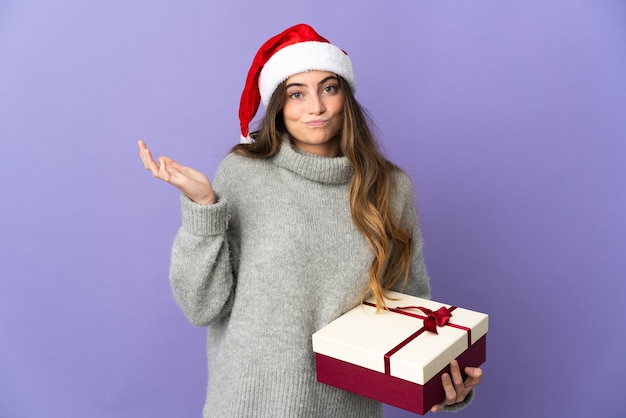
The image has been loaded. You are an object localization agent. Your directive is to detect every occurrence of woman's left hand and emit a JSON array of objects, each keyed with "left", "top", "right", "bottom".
[{"left": 430, "top": 360, "right": 482, "bottom": 413}]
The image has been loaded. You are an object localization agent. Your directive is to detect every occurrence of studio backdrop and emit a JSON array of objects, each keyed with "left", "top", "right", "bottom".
[{"left": 1, "top": 1, "right": 625, "bottom": 417}]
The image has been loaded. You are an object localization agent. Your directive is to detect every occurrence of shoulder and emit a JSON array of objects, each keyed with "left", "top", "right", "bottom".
[
  {"left": 390, "top": 168, "right": 415, "bottom": 198},
  {"left": 213, "top": 152, "right": 274, "bottom": 191},
  {"left": 217, "top": 152, "right": 258, "bottom": 172},
  {"left": 215, "top": 152, "right": 266, "bottom": 177},
  {"left": 388, "top": 168, "right": 419, "bottom": 221}
]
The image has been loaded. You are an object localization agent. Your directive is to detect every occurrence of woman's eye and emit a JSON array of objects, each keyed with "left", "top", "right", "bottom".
[
  {"left": 323, "top": 85, "right": 338, "bottom": 94},
  {"left": 288, "top": 92, "right": 302, "bottom": 99}
]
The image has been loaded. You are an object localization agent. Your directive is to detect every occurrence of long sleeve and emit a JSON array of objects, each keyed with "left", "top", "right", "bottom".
[{"left": 169, "top": 193, "right": 235, "bottom": 327}]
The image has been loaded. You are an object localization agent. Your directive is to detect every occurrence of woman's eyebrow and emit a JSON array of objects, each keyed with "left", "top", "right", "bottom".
[
  {"left": 285, "top": 82, "right": 304, "bottom": 89},
  {"left": 318, "top": 75, "right": 339, "bottom": 85},
  {"left": 285, "top": 76, "right": 339, "bottom": 90}
]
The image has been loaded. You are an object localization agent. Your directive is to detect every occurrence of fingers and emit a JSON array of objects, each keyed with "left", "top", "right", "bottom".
[
  {"left": 430, "top": 376, "right": 451, "bottom": 412},
  {"left": 463, "top": 366, "right": 483, "bottom": 389},
  {"left": 450, "top": 360, "right": 466, "bottom": 398},
  {"left": 443, "top": 360, "right": 466, "bottom": 404},
  {"left": 137, "top": 140, "right": 214, "bottom": 204},
  {"left": 430, "top": 374, "right": 458, "bottom": 412},
  {"left": 430, "top": 361, "right": 480, "bottom": 413},
  {"left": 138, "top": 140, "right": 174, "bottom": 181},
  {"left": 138, "top": 140, "right": 148, "bottom": 168},
  {"left": 157, "top": 157, "right": 172, "bottom": 182},
  {"left": 138, "top": 140, "right": 157, "bottom": 171}
]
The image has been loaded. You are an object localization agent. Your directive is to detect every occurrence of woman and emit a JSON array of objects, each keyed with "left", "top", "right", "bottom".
[{"left": 139, "top": 23, "right": 481, "bottom": 417}]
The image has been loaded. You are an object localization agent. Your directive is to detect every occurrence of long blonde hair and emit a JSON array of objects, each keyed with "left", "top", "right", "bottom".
[{"left": 232, "top": 77, "right": 413, "bottom": 310}]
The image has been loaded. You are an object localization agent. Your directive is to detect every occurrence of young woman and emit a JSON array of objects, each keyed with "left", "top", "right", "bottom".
[{"left": 138, "top": 23, "right": 482, "bottom": 417}]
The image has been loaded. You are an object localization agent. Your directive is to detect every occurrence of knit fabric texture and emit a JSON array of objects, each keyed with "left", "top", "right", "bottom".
[{"left": 169, "top": 140, "right": 468, "bottom": 417}]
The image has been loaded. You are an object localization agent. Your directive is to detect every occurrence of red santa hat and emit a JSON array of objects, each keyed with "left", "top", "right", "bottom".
[{"left": 239, "top": 23, "right": 355, "bottom": 142}]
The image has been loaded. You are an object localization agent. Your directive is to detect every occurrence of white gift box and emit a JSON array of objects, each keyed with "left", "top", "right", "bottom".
[{"left": 312, "top": 290, "right": 488, "bottom": 414}]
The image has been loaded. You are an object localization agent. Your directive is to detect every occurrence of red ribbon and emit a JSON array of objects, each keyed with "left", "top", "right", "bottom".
[
  {"left": 394, "top": 305, "right": 453, "bottom": 334},
  {"left": 363, "top": 301, "right": 471, "bottom": 376}
]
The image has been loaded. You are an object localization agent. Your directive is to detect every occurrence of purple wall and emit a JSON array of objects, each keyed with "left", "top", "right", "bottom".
[{"left": 1, "top": 1, "right": 624, "bottom": 417}]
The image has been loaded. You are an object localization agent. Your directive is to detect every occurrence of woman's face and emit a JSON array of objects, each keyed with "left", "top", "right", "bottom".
[{"left": 282, "top": 70, "right": 344, "bottom": 157}]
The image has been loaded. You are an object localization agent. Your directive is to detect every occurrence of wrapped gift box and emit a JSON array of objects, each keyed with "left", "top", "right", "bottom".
[{"left": 312, "top": 290, "right": 488, "bottom": 415}]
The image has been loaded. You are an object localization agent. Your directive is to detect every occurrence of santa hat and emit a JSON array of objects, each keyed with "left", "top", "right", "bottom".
[{"left": 239, "top": 23, "right": 355, "bottom": 142}]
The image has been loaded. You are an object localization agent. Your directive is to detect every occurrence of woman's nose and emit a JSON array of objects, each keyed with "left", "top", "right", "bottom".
[{"left": 308, "top": 94, "right": 326, "bottom": 114}]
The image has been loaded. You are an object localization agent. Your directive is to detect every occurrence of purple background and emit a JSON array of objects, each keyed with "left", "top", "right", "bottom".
[{"left": 1, "top": 1, "right": 625, "bottom": 417}]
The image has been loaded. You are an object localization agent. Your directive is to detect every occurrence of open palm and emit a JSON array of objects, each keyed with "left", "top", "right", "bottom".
[{"left": 138, "top": 140, "right": 215, "bottom": 205}]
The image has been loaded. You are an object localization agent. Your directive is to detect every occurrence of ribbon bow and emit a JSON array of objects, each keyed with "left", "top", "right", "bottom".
[{"left": 395, "top": 306, "right": 453, "bottom": 334}]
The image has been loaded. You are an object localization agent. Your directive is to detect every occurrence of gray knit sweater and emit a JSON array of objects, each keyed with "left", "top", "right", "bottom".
[{"left": 169, "top": 140, "right": 464, "bottom": 417}]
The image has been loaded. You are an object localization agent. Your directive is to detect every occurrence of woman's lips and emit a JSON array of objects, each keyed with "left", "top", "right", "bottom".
[
  {"left": 304, "top": 119, "right": 329, "bottom": 128},
  {"left": 304, "top": 119, "right": 328, "bottom": 128}
]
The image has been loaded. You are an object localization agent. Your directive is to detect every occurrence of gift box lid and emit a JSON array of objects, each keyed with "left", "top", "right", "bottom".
[{"left": 312, "top": 291, "right": 489, "bottom": 385}]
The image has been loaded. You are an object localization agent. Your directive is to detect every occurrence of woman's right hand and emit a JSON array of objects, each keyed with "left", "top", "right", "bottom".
[{"left": 138, "top": 140, "right": 216, "bottom": 205}]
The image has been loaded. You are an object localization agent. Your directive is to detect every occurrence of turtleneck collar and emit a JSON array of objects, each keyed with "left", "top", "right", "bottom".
[{"left": 272, "top": 139, "right": 353, "bottom": 184}]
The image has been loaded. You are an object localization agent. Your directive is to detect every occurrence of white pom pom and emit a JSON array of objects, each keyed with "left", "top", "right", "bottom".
[{"left": 240, "top": 134, "right": 254, "bottom": 144}]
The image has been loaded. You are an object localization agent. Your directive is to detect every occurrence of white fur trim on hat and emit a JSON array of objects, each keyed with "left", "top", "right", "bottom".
[{"left": 258, "top": 41, "right": 355, "bottom": 106}]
